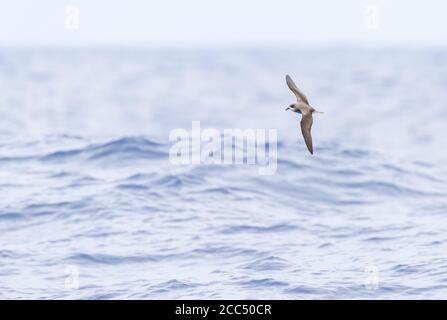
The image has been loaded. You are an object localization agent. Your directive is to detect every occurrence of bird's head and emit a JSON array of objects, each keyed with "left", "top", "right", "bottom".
[{"left": 285, "top": 103, "right": 295, "bottom": 111}]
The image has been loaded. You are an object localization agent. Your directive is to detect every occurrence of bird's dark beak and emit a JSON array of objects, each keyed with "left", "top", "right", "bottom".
[{"left": 285, "top": 107, "right": 290, "bottom": 111}]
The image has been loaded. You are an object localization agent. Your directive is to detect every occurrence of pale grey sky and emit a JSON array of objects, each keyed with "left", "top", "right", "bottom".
[{"left": 1, "top": 0, "right": 446, "bottom": 46}]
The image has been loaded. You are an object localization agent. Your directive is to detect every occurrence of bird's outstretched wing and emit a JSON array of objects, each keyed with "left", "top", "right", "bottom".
[
  {"left": 286, "top": 74, "right": 309, "bottom": 105},
  {"left": 300, "top": 114, "right": 313, "bottom": 154}
]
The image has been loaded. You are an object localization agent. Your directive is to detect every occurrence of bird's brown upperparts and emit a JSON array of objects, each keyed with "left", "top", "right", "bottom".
[{"left": 285, "top": 74, "right": 323, "bottom": 155}]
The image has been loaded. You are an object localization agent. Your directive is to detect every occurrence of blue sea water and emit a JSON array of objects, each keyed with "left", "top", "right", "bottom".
[{"left": 1, "top": 47, "right": 447, "bottom": 299}]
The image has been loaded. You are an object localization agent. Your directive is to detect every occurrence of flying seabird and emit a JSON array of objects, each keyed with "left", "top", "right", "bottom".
[{"left": 285, "top": 74, "right": 323, "bottom": 155}]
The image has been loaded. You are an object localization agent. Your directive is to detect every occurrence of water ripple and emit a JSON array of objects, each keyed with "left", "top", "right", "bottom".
[{"left": 2, "top": 48, "right": 447, "bottom": 299}]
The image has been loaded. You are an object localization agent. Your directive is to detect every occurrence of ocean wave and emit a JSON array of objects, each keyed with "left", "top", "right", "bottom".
[
  {"left": 39, "top": 137, "right": 167, "bottom": 163},
  {"left": 2, "top": 48, "right": 447, "bottom": 299}
]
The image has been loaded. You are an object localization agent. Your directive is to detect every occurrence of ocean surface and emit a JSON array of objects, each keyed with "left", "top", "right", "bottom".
[{"left": 1, "top": 47, "right": 447, "bottom": 299}]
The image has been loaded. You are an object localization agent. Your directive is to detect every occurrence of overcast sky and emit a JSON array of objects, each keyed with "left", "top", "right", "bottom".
[{"left": 1, "top": 0, "right": 446, "bottom": 47}]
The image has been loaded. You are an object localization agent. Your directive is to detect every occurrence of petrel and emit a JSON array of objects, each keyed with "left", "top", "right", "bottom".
[{"left": 285, "top": 74, "right": 323, "bottom": 155}]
